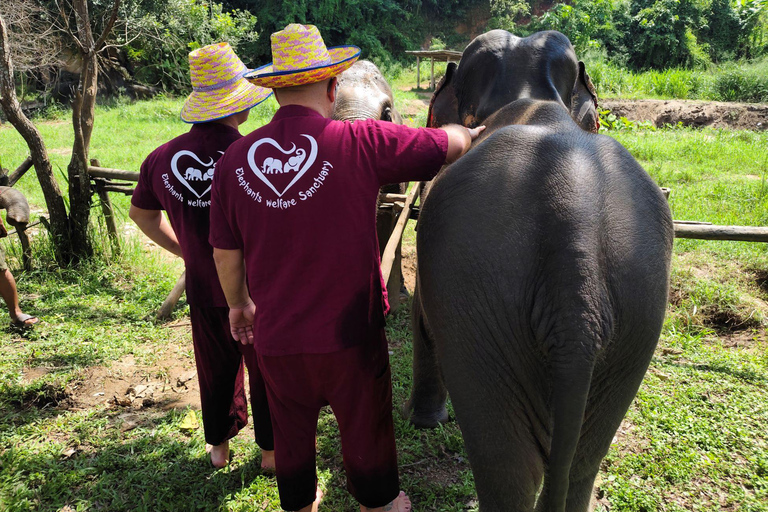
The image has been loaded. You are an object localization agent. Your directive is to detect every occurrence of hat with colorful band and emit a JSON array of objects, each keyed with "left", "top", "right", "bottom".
[
  {"left": 181, "top": 42, "right": 273, "bottom": 124},
  {"left": 245, "top": 24, "right": 360, "bottom": 89}
]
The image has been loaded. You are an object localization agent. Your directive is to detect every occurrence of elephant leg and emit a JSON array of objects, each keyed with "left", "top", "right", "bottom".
[
  {"left": 536, "top": 342, "right": 656, "bottom": 512},
  {"left": 442, "top": 349, "right": 545, "bottom": 511},
  {"left": 403, "top": 283, "right": 448, "bottom": 427}
]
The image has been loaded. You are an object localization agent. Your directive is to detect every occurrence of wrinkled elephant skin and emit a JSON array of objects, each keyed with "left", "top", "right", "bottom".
[
  {"left": 428, "top": 30, "right": 599, "bottom": 133},
  {"left": 408, "top": 99, "right": 673, "bottom": 511},
  {"left": 0, "top": 186, "right": 31, "bottom": 225}
]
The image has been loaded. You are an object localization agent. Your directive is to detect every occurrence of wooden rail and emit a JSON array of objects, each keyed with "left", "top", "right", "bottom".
[
  {"left": 673, "top": 223, "right": 768, "bottom": 242},
  {"left": 381, "top": 183, "right": 420, "bottom": 285},
  {"left": 88, "top": 166, "right": 140, "bottom": 182}
]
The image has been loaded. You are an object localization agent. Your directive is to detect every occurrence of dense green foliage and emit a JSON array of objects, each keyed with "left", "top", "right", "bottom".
[
  {"left": 118, "top": 0, "right": 260, "bottom": 91},
  {"left": 6, "top": 0, "right": 768, "bottom": 97},
  {"left": 222, "top": 0, "right": 482, "bottom": 64},
  {"left": 527, "top": 0, "right": 768, "bottom": 70}
]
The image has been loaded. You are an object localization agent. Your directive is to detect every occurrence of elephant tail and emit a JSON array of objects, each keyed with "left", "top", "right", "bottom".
[{"left": 540, "top": 354, "right": 594, "bottom": 510}]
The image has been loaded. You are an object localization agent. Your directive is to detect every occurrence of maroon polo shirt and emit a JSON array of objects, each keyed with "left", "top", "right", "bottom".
[
  {"left": 209, "top": 105, "right": 448, "bottom": 356},
  {"left": 133, "top": 123, "right": 242, "bottom": 307}
]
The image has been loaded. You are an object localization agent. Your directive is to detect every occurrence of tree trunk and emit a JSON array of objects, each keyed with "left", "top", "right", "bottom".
[
  {"left": 0, "top": 15, "right": 71, "bottom": 265},
  {"left": 65, "top": 0, "right": 100, "bottom": 262}
]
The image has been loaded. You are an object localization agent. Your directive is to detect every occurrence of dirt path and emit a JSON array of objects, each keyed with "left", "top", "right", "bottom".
[{"left": 601, "top": 99, "right": 768, "bottom": 130}]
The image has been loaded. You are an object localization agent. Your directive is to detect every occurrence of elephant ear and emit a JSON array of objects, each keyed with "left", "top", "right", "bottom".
[
  {"left": 571, "top": 61, "right": 600, "bottom": 133},
  {"left": 427, "top": 62, "right": 460, "bottom": 128}
]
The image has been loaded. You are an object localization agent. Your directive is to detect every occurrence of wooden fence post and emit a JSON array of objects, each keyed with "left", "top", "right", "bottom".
[
  {"left": 416, "top": 56, "right": 421, "bottom": 89},
  {"left": 157, "top": 271, "right": 186, "bottom": 320}
]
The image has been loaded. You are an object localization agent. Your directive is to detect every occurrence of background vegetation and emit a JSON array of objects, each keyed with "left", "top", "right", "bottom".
[{"left": 3, "top": 0, "right": 767, "bottom": 102}]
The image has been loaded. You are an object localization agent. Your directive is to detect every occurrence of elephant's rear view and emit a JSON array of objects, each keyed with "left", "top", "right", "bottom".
[{"left": 410, "top": 99, "right": 673, "bottom": 511}]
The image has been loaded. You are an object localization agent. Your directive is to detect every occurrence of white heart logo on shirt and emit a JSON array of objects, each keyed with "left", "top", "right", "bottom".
[
  {"left": 170, "top": 150, "right": 216, "bottom": 199},
  {"left": 246, "top": 135, "right": 318, "bottom": 197}
]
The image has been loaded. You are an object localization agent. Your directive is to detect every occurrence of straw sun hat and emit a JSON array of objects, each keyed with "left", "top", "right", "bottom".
[
  {"left": 181, "top": 42, "right": 273, "bottom": 124},
  {"left": 245, "top": 24, "right": 360, "bottom": 88}
]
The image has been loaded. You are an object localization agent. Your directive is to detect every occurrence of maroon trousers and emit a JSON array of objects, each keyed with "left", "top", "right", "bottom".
[
  {"left": 258, "top": 330, "right": 399, "bottom": 511},
  {"left": 189, "top": 305, "right": 274, "bottom": 450}
]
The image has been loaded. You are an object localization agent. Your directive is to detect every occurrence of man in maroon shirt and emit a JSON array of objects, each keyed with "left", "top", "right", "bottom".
[
  {"left": 210, "top": 25, "right": 483, "bottom": 512},
  {"left": 129, "top": 42, "right": 275, "bottom": 469}
]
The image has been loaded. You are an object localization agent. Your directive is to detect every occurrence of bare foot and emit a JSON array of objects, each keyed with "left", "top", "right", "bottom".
[
  {"left": 206, "top": 440, "right": 229, "bottom": 468},
  {"left": 361, "top": 491, "right": 411, "bottom": 512},
  {"left": 297, "top": 486, "right": 324, "bottom": 512},
  {"left": 261, "top": 449, "right": 275, "bottom": 470}
]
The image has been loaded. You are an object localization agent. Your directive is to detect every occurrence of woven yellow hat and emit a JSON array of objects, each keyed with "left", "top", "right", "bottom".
[
  {"left": 245, "top": 24, "right": 360, "bottom": 88},
  {"left": 181, "top": 42, "right": 273, "bottom": 124}
]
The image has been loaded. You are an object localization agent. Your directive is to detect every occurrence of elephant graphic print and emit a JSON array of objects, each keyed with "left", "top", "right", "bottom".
[
  {"left": 132, "top": 122, "right": 244, "bottom": 307},
  {"left": 164, "top": 150, "right": 222, "bottom": 208},
  {"left": 237, "top": 133, "right": 333, "bottom": 209}
]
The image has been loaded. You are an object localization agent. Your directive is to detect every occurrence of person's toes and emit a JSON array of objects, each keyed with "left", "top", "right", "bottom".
[{"left": 396, "top": 491, "right": 411, "bottom": 512}]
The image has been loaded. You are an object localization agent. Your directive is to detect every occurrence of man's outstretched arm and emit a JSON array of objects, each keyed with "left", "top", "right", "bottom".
[{"left": 441, "top": 124, "right": 486, "bottom": 164}]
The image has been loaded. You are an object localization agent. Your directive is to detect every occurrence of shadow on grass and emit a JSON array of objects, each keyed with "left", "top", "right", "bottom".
[
  {"left": 665, "top": 360, "right": 768, "bottom": 386},
  {"left": 0, "top": 407, "right": 278, "bottom": 512},
  {"left": 35, "top": 301, "right": 158, "bottom": 324}
]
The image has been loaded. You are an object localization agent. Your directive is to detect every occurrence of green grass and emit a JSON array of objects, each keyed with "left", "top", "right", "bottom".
[
  {"left": 585, "top": 56, "right": 768, "bottom": 103},
  {"left": 1, "top": 92, "right": 767, "bottom": 511}
]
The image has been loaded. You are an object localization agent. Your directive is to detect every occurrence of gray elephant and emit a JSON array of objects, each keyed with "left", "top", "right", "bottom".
[
  {"left": 333, "top": 60, "right": 408, "bottom": 311},
  {"left": 428, "top": 30, "right": 599, "bottom": 133},
  {"left": 406, "top": 95, "right": 673, "bottom": 510},
  {"left": 0, "top": 187, "right": 31, "bottom": 225},
  {"left": 0, "top": 186, "right": 32, "bottom": 272}
]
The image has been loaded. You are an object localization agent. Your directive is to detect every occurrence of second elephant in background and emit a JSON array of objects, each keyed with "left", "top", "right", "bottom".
[{"left": 333, "top": 60, "right": 409, "bottom": 312}]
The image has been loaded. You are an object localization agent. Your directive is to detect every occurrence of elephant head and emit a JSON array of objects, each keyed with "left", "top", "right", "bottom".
[
  {"left": 427, "top": 30, "right": 599, "bottom": 133},
  {"left": 0, "top": 187, "right": 31, "bottom": 226},
  {"left": 333, "top": 60, "right": 403, "bottom": 124}
]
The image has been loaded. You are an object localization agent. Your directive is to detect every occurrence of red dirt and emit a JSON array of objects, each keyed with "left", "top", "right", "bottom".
[{"left": 601, "top": 99, "right": 768, "bottom": 131}]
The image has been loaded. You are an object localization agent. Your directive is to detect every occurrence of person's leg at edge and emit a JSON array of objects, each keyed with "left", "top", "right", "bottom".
[
  {"left": 0, "top": 261, "right": 37, "bottom": 327},
  {"left": 190, "top": 306, "right": 250, "bottom": 468},
  {"left": 328, "top": 332, "right": 411, "bottom": 512},
  {"left": 258, "top": 351, "right": 323, "bottom": 512},
  {"left": 240, "top": 341, "right": 275, "bottom": 469}
]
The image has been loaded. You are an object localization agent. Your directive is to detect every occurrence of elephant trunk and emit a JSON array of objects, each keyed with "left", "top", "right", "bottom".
[{"left": 0, "top": 186, "right": 31, "bottom": 225}]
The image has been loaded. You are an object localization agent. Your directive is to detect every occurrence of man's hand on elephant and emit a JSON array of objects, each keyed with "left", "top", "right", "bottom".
[
  {"left": 229, "top": 299, "right": 256, "bottom": 345},
  {"left": 442, "top": 124, "right": 486, "bottom": 164},
  {"left": 468, "top": 125, "right": 486, "bottom": 140}
]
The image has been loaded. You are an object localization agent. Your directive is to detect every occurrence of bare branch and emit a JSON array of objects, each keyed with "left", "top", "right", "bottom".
[
  {"left": 94, "top": 0, "right": 121, "bottom": 51},
  {"left": 0, "top": 0, "right": 65, "bottom": 72}
]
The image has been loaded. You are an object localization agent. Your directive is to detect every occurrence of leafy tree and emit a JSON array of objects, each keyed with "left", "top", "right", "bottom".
[
  {"left": 527, "top": 0, "right": 626, "bottom": 57},
  {"left": 701, "top": 0, "right": 742, "bottom": 62},
  {"left": 488, "top": 0, "right": 531, "bottom": 31},
  {"left": 625, "top": 0, "right": 707, "bottom": 69},
  {"left": 736, "top": 0, "right": 768, "bottom": 58},
  {"left": 121, "top": 0, "right": 258, "bottom": 92}
]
